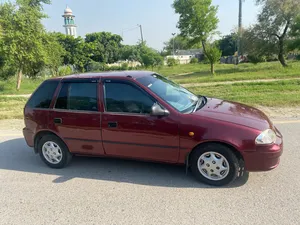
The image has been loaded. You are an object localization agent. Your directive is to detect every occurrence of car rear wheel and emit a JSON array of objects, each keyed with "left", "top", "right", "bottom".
[
  {"left": 190, "top": 143, "right": 240, "bottom": 186},
  {"left": 38, "top": 134, "right": 72, "bottom": 169}
]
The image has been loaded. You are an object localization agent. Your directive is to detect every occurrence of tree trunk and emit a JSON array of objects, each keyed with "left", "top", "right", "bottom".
[
  {"left": 210, "top": 63, "right": 214, "bottom": 74},
  {"left": 202, "top": 40, "right": 214, "bottom": 75},
  {"left": 51, "top": 69, "right": 56, "bottom": 77},
  {"left": 16, "top": 68, "right": 22, "bottom": 91},
  {"left": 276, "top": 20, "right": 290, "bottom": 67},
  {"left": 201, "top": 41, "right": 207, "bottom": 55},
  {"left": 278, "top": 38, "right": 287, "bottom": 67}
]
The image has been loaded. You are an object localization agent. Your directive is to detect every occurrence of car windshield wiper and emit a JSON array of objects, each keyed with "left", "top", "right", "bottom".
[{"left": 192, "top": 97, "right": 203, "bottom": 113}]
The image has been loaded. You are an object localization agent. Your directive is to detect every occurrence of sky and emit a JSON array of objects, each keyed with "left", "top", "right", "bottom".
[{"left": 42, "top": 0, "right": 260, "bottom": 50}]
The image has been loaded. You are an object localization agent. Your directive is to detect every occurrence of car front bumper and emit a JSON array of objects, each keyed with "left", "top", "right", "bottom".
[{"left": 243, "top": 135, "right": 283, "bottom": 172}]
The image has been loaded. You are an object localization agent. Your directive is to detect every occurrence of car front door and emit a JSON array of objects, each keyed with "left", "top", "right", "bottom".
[
  {"left": 49, "top": 79, "right": 105, "bottom": 156},
  {"left": 101, "top": 79, "right": 179, "bottom": 163}
]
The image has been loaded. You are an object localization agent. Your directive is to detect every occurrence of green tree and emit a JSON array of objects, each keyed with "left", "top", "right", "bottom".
[
  {"left": 163, "top": 35, "right": 189, "bottom": 55},
  {"left": 166, "top": 57, "right": 179, "bottom": 67},
  {"left": 242, "top": 26, "right": 278, "bottom": 62},
  {"left": 27, "top": 0, "right": 51, "bottom": 8},
  {"left": 21, "top": 34, "right": 63, "bottom": 78},
  {"left": 255, "top": 0, "right": 300, "bottom": 67},
  {"left": 140, "top": 48, "right": 163, "bottom": 70},
  {"left": 44, "top": 33, "right": 65, "bottom": 76},
  {"left": 218, "top": 33, "right": 237, "bottom": 56},
  {"left": 138, "top": 43, "right": 163, "bottom": 68},
  {"left": 120, "top": 45, "right": 142, "bottom": 63},
  {"left": 85, "top": 32, "right": 123, "bottom": 64},
  {"left": 0, "top": 57, "right": 17, "bottom": 80},
  {"left": 173, "top": 0, "right": 219, "bottom": 74},
  {"left": 0, "top": 0, "right": 50, "bottom": 89},
  {"left": 120, "top": 42, "right": 163, "bottom": 69},
  {"left": 289, "top": 16, "right": 300, "bottom": 51},
  {"left": 53, "top": 33, "right": 91, "bottom": 72},
  {"left": 0, "top": 24, "right": 2, "bottom": 39},
  {"left": 204, "top": 44, "right": 222, "bottom": 73},
  {"left": 190, "top": 57, "right": 198, "bottom": 64}
]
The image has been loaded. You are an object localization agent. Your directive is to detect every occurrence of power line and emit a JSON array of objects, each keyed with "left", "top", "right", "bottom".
[
  {"left": 121, "top": 24, "right": 144, "bottom": 43},
  {"left": 122, "top": 25, "right": 139, "bottom": 33}
]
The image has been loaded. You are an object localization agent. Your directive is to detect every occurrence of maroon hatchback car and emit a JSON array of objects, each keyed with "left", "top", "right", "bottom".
[{"left": 23, "top": 71, "right": 283, "bottom": 186}]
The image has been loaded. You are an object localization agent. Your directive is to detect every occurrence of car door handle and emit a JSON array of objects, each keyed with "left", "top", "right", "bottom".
[
  {"left": 108, "top": 122, "right": 118, "bottom": 128},
  {"left": 54, "top": 118, "right": 62, "bottom": 124}
]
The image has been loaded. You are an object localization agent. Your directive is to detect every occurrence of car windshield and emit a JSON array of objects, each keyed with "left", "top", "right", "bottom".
[{"left": 137, "top": 74, "right": 199, "bottom": 113}]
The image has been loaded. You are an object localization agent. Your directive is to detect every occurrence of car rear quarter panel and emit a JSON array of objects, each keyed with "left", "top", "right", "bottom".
[
  {"left": 23, "top": 79, "right": 61, "bottom": 147},
  {"left": 178, "top": 115, "right": 261, "bottom": 164},
  {"left": 23, "top": 108, "right": 51, "bottom": 147}
]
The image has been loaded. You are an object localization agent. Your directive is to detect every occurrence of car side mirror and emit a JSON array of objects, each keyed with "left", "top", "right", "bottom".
[{"left": 151, "top": 103, "right": 170, "bottom": 116}]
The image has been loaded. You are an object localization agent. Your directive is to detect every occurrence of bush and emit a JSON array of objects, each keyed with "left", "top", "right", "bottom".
[
  {"left": 128, "top": 66, "right": 135, "bottom": 70},
  {"left": 190, "top": 57, "right": 198, "bottom": 64},
  {"left": 87, "top": 61, "right": 104, "bottom": 72},
  {"left": 109, "top": 65, "right": 121, "bottom": 71},
  {"left": 296, "top": 55, "right": 300, "bottom": 61},
  {"left": 167, "top": 57, "right": 179, "bottom": 67},
  {"left": 266, "top": 56, "right": 278, "bottom": 62},
  {"left": 247, "top": 55, "right": 266, "bottom": 64},
  {"left": 58, "top": 66, "right": 73, "bottom": 76},
  {"left": 121, "top": 62, "right": 129, "bottom": 70}
]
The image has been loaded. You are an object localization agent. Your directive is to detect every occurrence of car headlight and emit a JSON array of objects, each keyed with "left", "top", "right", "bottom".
[{"left": 255, "top": 129, "right": 276, "bottom": 145}]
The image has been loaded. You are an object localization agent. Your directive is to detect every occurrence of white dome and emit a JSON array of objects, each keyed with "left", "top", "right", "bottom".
[{"left": 64, "top": 6, "right": 73, "bottom": 15}]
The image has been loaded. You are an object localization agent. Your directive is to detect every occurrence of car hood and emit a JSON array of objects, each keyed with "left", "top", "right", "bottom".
[{"left": 193, "top": 98, "right": 272, "bottom": 131}]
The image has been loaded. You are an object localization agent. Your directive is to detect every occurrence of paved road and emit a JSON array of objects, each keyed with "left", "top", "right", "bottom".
[{"left": 0, "top": 121, "right": 299, "bottom": 225}]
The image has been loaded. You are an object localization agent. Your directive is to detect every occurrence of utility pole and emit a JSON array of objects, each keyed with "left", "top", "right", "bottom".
[
  {"left": 137, "top": 24, "right": 144, "bottom": 43},
  {"left": 237, "top": 0, "right": 243, "bottom": 63},
  {"left": 172, "top": 33, "right": 176, "bottom": 56}
]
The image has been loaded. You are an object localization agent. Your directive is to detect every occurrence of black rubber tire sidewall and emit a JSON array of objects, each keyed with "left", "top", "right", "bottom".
[
  {"left": 38, "top": 135, "right": 72, "bottom": 169},
  {"left": 190, "top": 143, "right": 239, "bottom": 186}
]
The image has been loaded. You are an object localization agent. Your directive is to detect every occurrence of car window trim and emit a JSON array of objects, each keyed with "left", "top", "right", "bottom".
[
  {"left": 51, "top": 108, "right": 101, "bottom": 114},
  {"left": 54, "top": 80, "right": 100, "bottom": 112},
  {"left": 61, "top": 78, "right": 99, "bottom": 83},
  {"left": 102, "top": 79, "right": 157, "bottom": 115}
]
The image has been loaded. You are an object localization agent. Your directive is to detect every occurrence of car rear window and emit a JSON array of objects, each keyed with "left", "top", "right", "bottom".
[{"left": 26, "top": 80, "right": 59, "bottom": 109}]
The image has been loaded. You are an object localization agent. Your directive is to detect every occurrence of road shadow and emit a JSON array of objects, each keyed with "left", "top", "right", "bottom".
[{"left": 0, "top": 138, "right": 249, "bottom": 188}]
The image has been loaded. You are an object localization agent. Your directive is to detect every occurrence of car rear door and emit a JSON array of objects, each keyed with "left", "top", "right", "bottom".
[
  {"left": 48, "top": 79, "right": 105, "bottom": 156},
  {"left": 101, "top": 79, "right": 179, "bottom": 163}
]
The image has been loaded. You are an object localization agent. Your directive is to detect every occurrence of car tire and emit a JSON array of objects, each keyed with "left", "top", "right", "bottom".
[
  {"left": 190, "top": 143, "right": 240, "bottom": 186},
  {"left": 38, "top": 134, "right": 72, "bottom": 169}
]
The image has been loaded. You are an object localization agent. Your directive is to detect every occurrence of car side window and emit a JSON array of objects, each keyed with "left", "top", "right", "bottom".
[
  {"left": 104, "top": 81, "right": 154, "bottom": 114},
  {"left": 55, "top": 82, "right": 98, "bottom": 111},
  {"left": 26, "top": 80, "right": 59, "bottom": 109}
]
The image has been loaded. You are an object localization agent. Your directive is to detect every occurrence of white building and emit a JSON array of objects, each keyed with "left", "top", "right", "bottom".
[
  {"left": 62, "top": 6, "right": 77, "bottom": 38},
  {"left": 166, "top": 49, "right": 204, "bottom": 64}
]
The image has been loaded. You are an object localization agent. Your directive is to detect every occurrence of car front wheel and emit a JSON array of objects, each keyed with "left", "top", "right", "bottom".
[
  {"left": 38, "top": 135, "right": 72, "bottom": 169},
  {"left": 190, "top": 143, "right": 240, "bottom": 186}
]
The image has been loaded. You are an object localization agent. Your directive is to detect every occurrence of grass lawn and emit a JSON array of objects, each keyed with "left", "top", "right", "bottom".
[
  {"left": 189, "top": 80, "right": 300, "bottom": 107},
  {"left": 158, "top": 61, "right": 300, "bottom": 84},
  {"left": 1, "top": 80, "right": 300, "bottom": 120},
  {"left": 0, "top": 77, "right": 44, "bottom": 95},
  {"left": 1, "top": 61, "right": 300, "bottom": 119},
  {"left": 0, "top": 96, "right": 28, "bottom": 120},
  {"left": 1, "top": 61, "right": 300, "bottom": 95}
]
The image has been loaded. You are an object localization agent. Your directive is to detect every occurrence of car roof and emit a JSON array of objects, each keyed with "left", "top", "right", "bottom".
[{"left": 51, "top": 71, "right": 156, "bottom": 80}]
